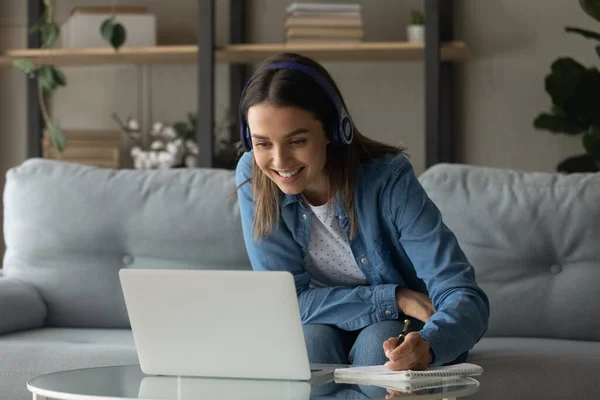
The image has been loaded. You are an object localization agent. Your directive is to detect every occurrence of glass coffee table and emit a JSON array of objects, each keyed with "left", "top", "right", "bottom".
[{"left": 27, "top": 365, "right": 479, "bottom": 400}]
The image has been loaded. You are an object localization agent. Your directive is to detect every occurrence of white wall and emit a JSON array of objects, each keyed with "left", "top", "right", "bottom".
[
  {"left": 455, "top": 0, "right": 599, "bottom": 171},
  {"left": 1, "top": 0, "right": 598, "bottom": 254}
]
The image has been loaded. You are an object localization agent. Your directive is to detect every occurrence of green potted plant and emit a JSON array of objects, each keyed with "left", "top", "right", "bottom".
[
  {"left": 534, "top": 0, "right": 600, "bottom": 173},
  {"left": 407, "top": 10, "right": 425, "bottom": 43},
  {"left": 11, "top": 0, "right": 127, "bottom": 153}
]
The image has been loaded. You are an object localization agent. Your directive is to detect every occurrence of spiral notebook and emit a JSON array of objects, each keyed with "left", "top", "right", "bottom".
[{"left": 334, "top": 362, "right": 483, "bottom": 382}]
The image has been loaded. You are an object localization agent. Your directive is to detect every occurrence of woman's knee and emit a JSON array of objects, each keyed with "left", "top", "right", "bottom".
[
  {"left": 350, "top": 320, "right": 412, "bottom": 366},
  {"left": 303, "top": 324, "right": 347, "bottom": 364}
]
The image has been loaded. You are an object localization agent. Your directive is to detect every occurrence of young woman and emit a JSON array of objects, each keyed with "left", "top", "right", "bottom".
[{"left": 235, "top": 52, "right": 489, "bottom": 370}]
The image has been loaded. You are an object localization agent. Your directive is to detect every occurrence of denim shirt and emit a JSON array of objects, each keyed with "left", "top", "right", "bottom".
[{"left": 235, "top": 151, "right": 490, "bottom": 366}]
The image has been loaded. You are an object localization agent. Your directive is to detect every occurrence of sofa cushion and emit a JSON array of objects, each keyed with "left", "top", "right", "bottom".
[
  {"left": 419, "top": 164, "right": 600, "bottom": 341},
  {"left": 0, "top": 328, "right": 138, "bottom": 400},
  {"left": 468, "top": 337, "right": 600, "bottom": 400},
  {"left": 3, "top": 160, "right": 251, "bottom": 329},
  {"left": 0, "top": 278, "right": 46, "bottom": 334}
]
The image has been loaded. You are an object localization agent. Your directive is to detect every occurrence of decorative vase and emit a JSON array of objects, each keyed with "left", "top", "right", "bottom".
[{"left": 407, "top": 25, "right": 425, "bottom": 43}]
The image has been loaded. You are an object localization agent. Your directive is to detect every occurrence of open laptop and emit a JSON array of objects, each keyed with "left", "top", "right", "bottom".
[{"left": 119, "top": 269, "right": 335, "bottom": 382}]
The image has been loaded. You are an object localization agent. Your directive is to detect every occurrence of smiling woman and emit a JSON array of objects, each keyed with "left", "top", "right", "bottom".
[
  {"left": 248, "top": 105, "right": 329, "bottom": 205},
  {"left": 234, "top": 52, "right": 490, "bottom": 372},
  {"left": 237, "top": 53, "right": 403, "bottom": 239}
]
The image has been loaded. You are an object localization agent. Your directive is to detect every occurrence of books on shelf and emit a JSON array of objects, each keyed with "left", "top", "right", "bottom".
[
  {"left": 42, "top": 130, "right": 122, "bottom": 169},
  {"left": 284, "top": 2, "right": 364, "bottom": 44}
]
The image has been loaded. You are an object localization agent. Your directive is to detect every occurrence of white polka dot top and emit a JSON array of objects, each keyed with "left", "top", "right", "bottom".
[{"left": 304, "top": 200, "right": 368, "bottom": 288}]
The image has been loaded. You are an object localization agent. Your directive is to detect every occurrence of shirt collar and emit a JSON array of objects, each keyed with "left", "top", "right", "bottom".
[{"left": 282, "top": 192, "right": 348, "bottom": 220}]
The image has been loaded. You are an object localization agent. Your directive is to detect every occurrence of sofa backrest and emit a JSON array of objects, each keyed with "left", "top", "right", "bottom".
[
  {"left": 3, "top": 159, "right": 251, "bottom": 328},
  {"left": 419, "top": 163, "right": 600, "bottom": 341}
]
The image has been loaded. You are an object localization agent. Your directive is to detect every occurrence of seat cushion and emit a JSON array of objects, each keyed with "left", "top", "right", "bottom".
[
  {"left": 0, "top": 328, "right": 138, "bottom": 400},
  {"left": 419, "top": 164, "right": 600, "bottom": 341},
  {"left": 467, "top": 337, "right": 600, "bottom": 400},
  {"left": 3, "top": 159, "right": 251, "bottom": 329}
]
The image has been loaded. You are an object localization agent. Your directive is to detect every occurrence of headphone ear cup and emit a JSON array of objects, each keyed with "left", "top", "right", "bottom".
[
  {"left": 241, "top": 124, "right": 252, "bottom": 151},
  {"left": 245, "top": 126, "right": 252, "bottom": 150},
  {"left": 340, "top": 117, "right": 353, "bottom": 145}
]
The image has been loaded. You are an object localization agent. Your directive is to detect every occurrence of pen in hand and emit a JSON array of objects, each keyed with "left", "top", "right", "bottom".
[{"left": 397, "top": 319, "right": 410, "bottom": 346}]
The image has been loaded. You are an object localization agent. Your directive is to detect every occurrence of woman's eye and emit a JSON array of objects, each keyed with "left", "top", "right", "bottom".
[
  {"left": 291, "top": 139, "right": 306, "bottom": 145},
  {"left": 255, "top": 142, "right": 270, "bottom": 148}
]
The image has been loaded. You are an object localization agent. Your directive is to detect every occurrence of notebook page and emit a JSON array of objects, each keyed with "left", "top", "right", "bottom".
[{"left": 334, "top": 363, "right": 483, "bottom": 382}]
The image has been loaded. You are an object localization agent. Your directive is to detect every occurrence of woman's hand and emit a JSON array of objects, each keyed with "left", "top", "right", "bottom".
[
  {"left": 382, "top": 332, "right": 433, "bottom": 371},
  {"left": 395, "top": 288, "right": 436, "bottom": 323}
]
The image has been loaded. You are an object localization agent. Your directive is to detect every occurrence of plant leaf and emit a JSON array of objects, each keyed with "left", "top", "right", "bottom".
[
  {"left": 187, "top": 112, "right": 197, "bottom": 127},
  {"left": 551, "top": 105, "right": 566, "bottom": 117},
  {"left": 562, "top": 67, "right": 600, "bottom": 126},
  {"left": 100, "top": 17, "right": 116, "bottom": 42},
  {"left": 12, "top": 59, "right": 37, "bottom": 74},
  {"left": 565, "top": 27, "right": 600, "bottom": 41},
  {"left": 28, "top": 17, "right": 45, "bottom": 34},
  {"left": 51, "top": 67, "right": 67, "bottom": 86},
  {"left": 550, "top": 57, "right": 586, "bottom": 74},
  {"left": 110, "top": 23, "right": 126, "bottom": 50},
  {"left": 410, "top": 10, "right": 425, "bottom": 25},
  {"left": 545, "top": 59, "right": 584, "bottom": 108},
  {"left": 534, "top": 113, "right": 587, "bottom": 134},
  {"left": 583, "top": 124, "right": 600, "bottom": 161},
  {"left": 556, "top": 153, "right": 599, "bottom": 173},
  {"left": 49, "top": 123, "right": 66, "bottom": 152},
  {"left": 579, "top": 0, "right": 600, "bottom": 22},
  {"left": 173, "top": 122, "right": 190, "bottom": 138},
  {"left": 38, "top": 65, "right": 56, "bottom": 94},
  {"left": 40, "top": 23, "right": 60, "bottom": 48}
]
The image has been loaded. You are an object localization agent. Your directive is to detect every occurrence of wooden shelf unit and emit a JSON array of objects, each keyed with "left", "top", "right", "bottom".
[
  {"left": 0, "top": 41, "right": 469, "bottom": 68},
  {"left": 21, "top": 0, "right": 460, "bottom": 169}
]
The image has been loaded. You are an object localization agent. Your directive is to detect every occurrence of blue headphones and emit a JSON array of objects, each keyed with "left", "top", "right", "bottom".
[{"left": 239, "top": 61, "right": 354, "bottom": 152}]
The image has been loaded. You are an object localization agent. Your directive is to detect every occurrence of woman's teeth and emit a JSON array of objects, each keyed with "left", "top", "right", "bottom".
[{"left": 277, "top": 168, "right": 302, "bottom": 178}]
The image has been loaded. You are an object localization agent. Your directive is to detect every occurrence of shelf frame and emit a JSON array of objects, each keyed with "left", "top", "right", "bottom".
[
  {"left": 425, "top": 0, "right": 455, "bottom": 167},
  {"left": 21, "top": 0, "right": 462, "bottom": 168},
  {"left": 196, "top": 0, "right": 214, "bottom": 168},
  {"left": 27, "top": 0, "right": 44, "bottom": 159}
]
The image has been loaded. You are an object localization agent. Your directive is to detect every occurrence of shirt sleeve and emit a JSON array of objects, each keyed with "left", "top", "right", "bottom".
[
  {"left": 236, "top": 152, "right": 400, "bottom": 331},
  {"left": 385, "top": 157, "right": 490, "bottom": 366}
]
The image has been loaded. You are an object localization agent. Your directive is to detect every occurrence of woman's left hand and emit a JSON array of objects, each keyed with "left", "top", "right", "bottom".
[{"left": 382, "top": 332, "right": 433, "bottom": 371}]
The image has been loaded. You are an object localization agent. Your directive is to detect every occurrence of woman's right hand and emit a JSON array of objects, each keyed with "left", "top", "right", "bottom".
[{"left": 395, "top": 288, "right": 436, "bottom": 323}]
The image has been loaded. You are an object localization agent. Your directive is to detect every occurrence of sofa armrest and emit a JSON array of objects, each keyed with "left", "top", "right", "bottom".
[{"left": 0, "top": 278, "right": 47, "bottom": 334}]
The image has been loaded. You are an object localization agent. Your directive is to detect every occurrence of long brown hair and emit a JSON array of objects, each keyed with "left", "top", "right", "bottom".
[{"left": 238, "top": 52, "right": 407, "bottom": 239}]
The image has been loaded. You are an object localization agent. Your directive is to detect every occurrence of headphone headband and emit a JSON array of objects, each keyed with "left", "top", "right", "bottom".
[{"left": 239, "top": 61, "right": 353, "bottom": 151}]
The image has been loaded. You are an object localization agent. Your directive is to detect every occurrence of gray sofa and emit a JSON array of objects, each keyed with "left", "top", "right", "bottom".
[{"left": 1, "top": 158, "right": 599, "bottom": 400}]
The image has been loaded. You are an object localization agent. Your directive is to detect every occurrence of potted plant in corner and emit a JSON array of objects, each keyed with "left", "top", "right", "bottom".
[
  {"left": 533, "top": 0, "right": 600, "bottom": 173},
  {"left": 407, "top": 10, "right": 425, "bottom": 43}
]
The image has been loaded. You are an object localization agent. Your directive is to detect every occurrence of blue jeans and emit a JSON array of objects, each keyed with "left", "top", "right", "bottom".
[{"left": 303, "top": 320, "right": 468, "bottom": 366}]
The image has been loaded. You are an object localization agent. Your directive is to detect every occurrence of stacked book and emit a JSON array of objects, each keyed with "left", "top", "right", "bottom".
[
  {"left": 284, "top": 2, "right": 364, "bottom": 44},
  {"left": 43, "top": 130, "right": 122, "bottom": 169}
]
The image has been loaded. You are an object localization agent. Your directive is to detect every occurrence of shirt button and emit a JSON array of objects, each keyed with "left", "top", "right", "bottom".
[
  {"left": 385, "top": 310, "right": 392, "bottom": 316},
  {"left": 302, "top": 213, "right": 307, "bottom": 220},
  {"left": 360, "top": 257, "right": 367, "bottom": 264}
]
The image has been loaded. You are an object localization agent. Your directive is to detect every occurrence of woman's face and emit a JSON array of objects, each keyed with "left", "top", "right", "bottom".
[{"left": 247, "top": 103, "right": 330, "bottom": 205}]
